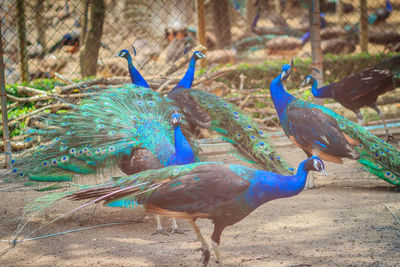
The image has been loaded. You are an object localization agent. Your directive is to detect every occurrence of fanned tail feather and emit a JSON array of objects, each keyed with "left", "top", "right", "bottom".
[
  {"left": 4, "top": 85, "right": 177, "bottom": 184},
  {"left": 320, "top": 105, "right": 400, "bottom": 185},
  {"left": 189, "top": 90, "right": 294, "bottom": 174}
]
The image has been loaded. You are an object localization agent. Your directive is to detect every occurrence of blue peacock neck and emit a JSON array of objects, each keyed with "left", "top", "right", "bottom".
[
  {"left": 174, "top": 55, "right": 197, "bottom": 90},
  {"left": 270, "top": 74, "right": 295, "bottom": 120},
  {"left": 311, "top": 78, "right": 333, "bottom": 98},
  {"left": 127, "top": 55, "right": 149, "bottom": 88},
  {"left": 247, "top": 160, "right": 309, "bottom": 208},
  {"left": 173, "top": 125, "right": 195, "bottom": 165}
]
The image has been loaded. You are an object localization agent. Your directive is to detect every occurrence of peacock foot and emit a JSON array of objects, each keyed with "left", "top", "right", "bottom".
[
  {"left": 169, "top": 227, "right": 187, "bottom": 235},
  {"left": 151, "top": 229, "right": 170, "bottom": 236},
  {"left": 195, "top": 247, "right": 211, "bottom": 266}
]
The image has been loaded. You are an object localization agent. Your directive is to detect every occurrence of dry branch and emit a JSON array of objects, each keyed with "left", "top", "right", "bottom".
[
  {"left": 57, "top": 77, "right": 130, "bottom": 94},
  {"left": 8, "top": 103, "right": 71, "bottom": 127},
  {"left": 0, "top": 138, "right": 36, "bottom": 151},
  {"left": 6, "top": 93, "right": 52, "bottom": 103},
  {"left": 160, "top": 44, "right": 207, "bottom": 77},
  {"left": 193, "top": 65, "right": 236, "bottom": 87},
  {"left": 16, "top": 86, "right": 46, "bottom": 96}
]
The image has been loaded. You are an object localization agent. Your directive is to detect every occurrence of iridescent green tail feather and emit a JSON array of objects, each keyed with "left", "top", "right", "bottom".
[
  {"left": 315, "top": 103, "right": 400, "bottom": 185},
  {"left": 4, "top": 85, "right": 177, "bottom": 183}
]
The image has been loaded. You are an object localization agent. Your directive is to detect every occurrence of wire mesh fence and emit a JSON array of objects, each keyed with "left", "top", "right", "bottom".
[
  {"left": 2, "top": 0, "right": 399, "bottom": 81},
  {"left": 1, "top": 0, "right": 400, "bottom": 149}
]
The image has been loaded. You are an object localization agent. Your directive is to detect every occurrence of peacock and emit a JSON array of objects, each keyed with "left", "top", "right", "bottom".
[
  {"left": 118, "top": 48, "right": 293, "bottom": 175},
  {"left": 368, "top": 0, "right": 392, "bottom": 25},
  {"left": 6, "top": 86, "right": 197, "bottom": 234},
  {"left": 116, "top": 48, "right": 150, "bottom": 88},
  {"left": 269, "top": 60, "right": 400, "bottom": 185},
  {"left": 304, "top": 55, "right": 400, "bottom": 141},
  {"left": 49, "top": 32, "right": 80, "bottom": 54},
  {"left": 166, "top": 51, "right": 293, "bottom": 174},
  {"left": 49, "top": 31, "right": 110, "bottom": 54},
  {"left": 7, "top": 86, "right": 195, "bottom": 182},
  {"left": 17, "top": 156, "right": 327, "bottom": 266}
]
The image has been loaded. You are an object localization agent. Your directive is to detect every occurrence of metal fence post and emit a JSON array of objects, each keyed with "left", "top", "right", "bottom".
[
  {"left": 360, "top": 0, "right": 368, "bottom": 53},
  {"left": 196, "top": 0, "right": 207, "bottom": 68},
  {"left": 0, "top": 19, "right": 12, "bottom": 169}
]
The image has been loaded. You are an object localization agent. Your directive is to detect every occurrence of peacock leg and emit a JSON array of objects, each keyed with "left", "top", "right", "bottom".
[
  {"left": 190, "top": 219, "right": 210, "bottom": 266},
  {"left": 211, "top": 224, "right": 225, "bottom": 267},
  {"left": 169, "top": 218, "right": 186, "bottom": 234},
  {"left": 211, "top": 241, "right": 224, "bottom": 267},
  {"left": 372, "top": 105, "right": 395, "bottom": 142},
  {"left": 151, "top": 215, "right": 169, "bottom": 236}
]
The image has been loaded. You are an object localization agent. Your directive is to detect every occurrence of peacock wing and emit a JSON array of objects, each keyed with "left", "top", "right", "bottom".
[
  {"left": 285, "top": 104, "right": 360, "bottom": 162},
  {"left": 143, "top": 163, "right": 251, "bottom": 214}
]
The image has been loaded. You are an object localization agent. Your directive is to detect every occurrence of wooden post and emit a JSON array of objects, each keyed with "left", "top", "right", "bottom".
[
  {"left": 360, "top": 0, "right": 368, "bottom": 53},
  {"left": 34, "top": 0, "right": 47, "bottom": 56},
  {"left": 0, "top": 19, "right": 12, "bottom": 169},
  {"left": 196, "top": 0, "right": 207, "bottom": 68},
  {"left": 16, "top": 0, "right": 29, "bottom": 82},
  {"left": 337, "top": 0, "right": 344, "bottom": 26},
  {"left": 308, "top": 0, "right": 324, "bottom": 189},
  {"left": 310, "top": 0, "right": 323, "bottom": 101}
]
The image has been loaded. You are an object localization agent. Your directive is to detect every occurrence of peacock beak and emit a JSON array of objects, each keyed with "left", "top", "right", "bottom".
[
  {"left": 197, "top": 52, "right": 206, "bottom": 59},
  {"left": 281, "top": 71, "right": 289, "bottom": 81},
  {"left": 320, "top": 169, "right": 328, "bottom": 176}
]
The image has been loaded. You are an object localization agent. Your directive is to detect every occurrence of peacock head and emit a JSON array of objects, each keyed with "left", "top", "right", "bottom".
[
  {"left": 305, "top": 156, "right": 328, "bottom": 175},
  {"left": 171, "top": 112, "right": 182, "bottom": 126},
  {"left": 300, "top": 75, "right": 314, "bottom": 87},
  {"left": 116, "top": 49, "right": 131, "bottom": 60},
  {"left": 280, "top": 59, "right": 293, "bottom": 81},
  {"left": 193, "top": 51, "right": 206, "bottom": 61}
]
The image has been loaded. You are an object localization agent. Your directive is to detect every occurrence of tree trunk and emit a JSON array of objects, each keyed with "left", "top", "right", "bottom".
[
  {"left": 80, "top": 0, "right": 89, "bottom": 47},
  {"left": 210, "top": 0, "right": 231, "bottom": 49},
  {"left": 80, "top": 0, "right": 105, "bottom": 78},
  {"left": 16, "top": 0, "right": 29, "bottom": 82},
  {"left": 34, "top": 0, "right": 47, "bottom": 57},
  {"left": 246, "top": 0, "right": 257, "bottom": 32}
]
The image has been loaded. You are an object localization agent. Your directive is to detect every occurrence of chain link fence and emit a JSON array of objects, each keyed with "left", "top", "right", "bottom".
[{"left": 1, "top": 0, "right": 400, "bottom": 148}]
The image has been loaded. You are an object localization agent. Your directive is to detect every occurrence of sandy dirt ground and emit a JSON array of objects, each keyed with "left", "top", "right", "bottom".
[{"left": 0, "top": 144, "right": 400, "bottom": 266}]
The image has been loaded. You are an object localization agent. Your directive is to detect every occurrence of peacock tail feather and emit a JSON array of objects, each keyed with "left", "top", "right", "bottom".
[
  {"left": 188, "top": 89, "right": 294, "bottom": 174},
  {"left": 291, "top": 98, "right": 400, "bottom": 185},
  {"left": 6, "top": 85, "right": 180, "bottom": 183},
  {"left": 16, "top": 162, "right": 215, "bottom": 238}
]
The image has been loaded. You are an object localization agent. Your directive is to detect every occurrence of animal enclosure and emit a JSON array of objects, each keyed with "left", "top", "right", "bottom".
[{"left": 0, "top": 0, "right": 400, "bottom": 266}]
